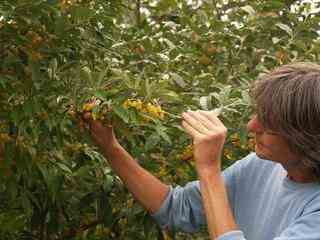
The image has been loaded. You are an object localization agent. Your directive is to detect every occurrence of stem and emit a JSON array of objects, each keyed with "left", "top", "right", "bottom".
[
  {"left": 39, "top": 214, "right": 45, "bottom": 240},
  {"left": 157, "top": 227, "right": 165, "bottom": 240},
  {"left": 136, "top": 0, "right": 141, "bottom": 26},
  {"left": 61, "top": 219, "right": 103, "bottom": 239}
]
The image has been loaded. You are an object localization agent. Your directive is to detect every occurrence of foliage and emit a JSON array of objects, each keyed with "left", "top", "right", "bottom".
[{"left": 0, "top": 0, "right": 319, "bottom": 239}]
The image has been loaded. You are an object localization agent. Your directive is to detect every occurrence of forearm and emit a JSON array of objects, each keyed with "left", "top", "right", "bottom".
[
  {"left": 199, "top": 171, "right": 238, "bottom": 239},
  {"left": 101, "top": 142, "right": 170, "bottom": 214}
]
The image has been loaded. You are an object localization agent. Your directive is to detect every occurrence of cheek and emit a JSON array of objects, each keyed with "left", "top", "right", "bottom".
[{"left": 261, "top": 135, "right": 290, "bottom": 152}]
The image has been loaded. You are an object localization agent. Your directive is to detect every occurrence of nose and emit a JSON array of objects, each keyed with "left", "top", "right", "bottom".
[{"left": 247, "top": 115, "right": 264, "bottom": 133}]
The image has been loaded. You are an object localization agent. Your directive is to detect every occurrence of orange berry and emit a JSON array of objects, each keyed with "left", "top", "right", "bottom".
[{"left": 199, "top": 55, "right": 211, "bottom": 66}]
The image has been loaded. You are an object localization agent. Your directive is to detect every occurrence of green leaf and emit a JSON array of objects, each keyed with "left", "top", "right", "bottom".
[
  {"left": 156, "top": 0, "right": 178, "bottom": 11},
  {"left": 145, "top": 77, "right": 151, "bottom": 99},
  {"left": 199, "top": 96, "right": 209, "bottom": 110},
  {"left": 96, "top": 67, "right": 109, "bottom": 88},
  {"left": 79, "top": 192, "right": 97, "bottom": 210},
  {"left": 23, "top": 99, "right": 34, "bottom": 117},
  {"left": 162, "top": 91, "right": 181, "bottom": 102},
  {"left": 71, "top": 6, "right": 94, "bottom": 23},
  {"left": 162, "top": 38, "right": 176, "bottom": 50},
  {"left": 80, "top": 66, "right": 92, "bottom": 82},
  {"left": 272, "top": 37, "right": 281, "bottom": 44},
  {"left": 0, "top": 76, "right": 8, "bottom": 88},
  {"left": 55, "top": 16, "right": 68, "bottom": 35},
  {"left": 4, "top": 142, "right": 15, "bottom": 165},
  {"left": 128, "top": 109, "right": 139, "bottom": 125},
  {"left": 155, "top": 125, "right": 171, "bottom": 144},
  {"left": 171, "top": 73, "right": 187, "bottom": 88},
  {"left": 103, "top": 175, "right": 114, "bottom": 193},
  {"left": 56, "top": 162, "right": 72, "bottom": 174},
  {"left": 100, "top": 194, "right": 113, "bottom": 227},
  {"left": 145, "top": 133, "right": 161, "bottom": 151},
  {"left": 112, "top": 105, "right": 129, "bottom": 123},
  {"left": 73, "top": 165, "right": 92, "bottom": 178},
  {"left": 241, "top": 5, "right": 256, "bottom": 16},
  {"left": 94, "top": 89, "right": 118, "bottom": 100},
  {"left": 276, "top": 23, "right": 293, "bottom": 36}
]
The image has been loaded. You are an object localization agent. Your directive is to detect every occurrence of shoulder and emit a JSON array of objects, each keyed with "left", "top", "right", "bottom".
[
  {"left": 224, "top": 152, "right": 283, "bottom": 183},
  {"left": 301, "top": 185, "right": 320, "bottom": 214},
  {"left": 228, "top": 152, "right": 279, "bottom": 172}
]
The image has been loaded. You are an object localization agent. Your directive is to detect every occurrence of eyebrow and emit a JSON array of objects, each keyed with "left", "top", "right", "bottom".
[{"left": 265, "top": 131, "right": 279, "bottom": 136}]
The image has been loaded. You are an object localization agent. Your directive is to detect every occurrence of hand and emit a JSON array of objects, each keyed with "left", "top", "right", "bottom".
[
  {"left": 82, "top": 112, "right": 119, "bottom": 153},
  {"left": 182, "top": 110, "right": 227, "bottom": 175}
]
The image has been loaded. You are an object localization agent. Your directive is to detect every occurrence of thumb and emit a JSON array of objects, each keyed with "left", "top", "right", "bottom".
[
  {"left": 82, "top": 112, "right": 111, "bottom": 131},
  {"left": 82, "top": 112, "right": 102, "bottom": 130},
  {"left": 82, "top": 112, "right": 94, "bottom": 124}
]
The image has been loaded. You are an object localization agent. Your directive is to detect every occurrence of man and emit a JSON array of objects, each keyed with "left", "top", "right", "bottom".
[{"left": 84, "top": 62, "right": 320, "bottom": 240}]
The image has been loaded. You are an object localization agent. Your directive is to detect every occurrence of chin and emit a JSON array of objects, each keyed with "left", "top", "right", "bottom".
[
  {"left": 256, "top": 152, "right": 268, "bottom": 160},
  {"left": 255, "top": 147, "right": 272, "bottom": 161}
]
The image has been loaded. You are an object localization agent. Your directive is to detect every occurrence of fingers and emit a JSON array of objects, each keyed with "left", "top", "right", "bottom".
[
  {"left": 192, "top": 111, "right": 216, "bottom": 130},
  {"left": 182, "top": 110, "right": 221, "bottom": 130},
  {"left": 182, "top": 111, "right": 209, "bottom": 134},
  {"left": 82, "top": 112, "right": 106, "bottom": 133},
  {"left": 83, "top": 112, "right": 93, "bottom": 124},
  {"left": 198, "top": 110, "right": 224, "bottom": 126},
  {"left": 181, "top": 109, "right": 227, "bottom": 139},
  {"left": 182, "top": 120, "right": 203, "bottom": 138}
]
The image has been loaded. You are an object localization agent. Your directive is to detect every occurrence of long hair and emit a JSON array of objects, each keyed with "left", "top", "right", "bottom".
[{"left": 252, "top": 62, "right": 320, "bottom": 179}]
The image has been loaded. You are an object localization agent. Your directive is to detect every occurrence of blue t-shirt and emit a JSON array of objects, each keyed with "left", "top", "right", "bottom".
[{"left": 152, "top": 153, "right": 320, "bottom": 240}]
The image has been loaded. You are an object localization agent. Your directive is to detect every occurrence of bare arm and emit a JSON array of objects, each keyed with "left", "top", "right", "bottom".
[
  {"left": 84, "top": 114, "right": 169, "bottom": 214},
  {"left": 199, "top": 171, "right": 238, "bottom": 238},
  {"left": 102, "top": 141, "right": 170, "bottom": 213},
  {"left": 182, "top": 110, "right": 238, "bottom": 239}
]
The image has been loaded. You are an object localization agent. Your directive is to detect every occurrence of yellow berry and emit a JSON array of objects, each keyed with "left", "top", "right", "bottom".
[
  {"left": 127, "top": 199, "right": 134, "bottom": 208},
  {"left": 0, "top": 133, "right": 11, "bottom": 143},
  {"left": 123, "top": 98, "right": 144, "bottom": 111},
  {"left": 181, "top": 144, "right": 193, "bottom": 161},
  {"left": 223, "top": 149, "right": 234, "bottom": 160},
  {"left": 82, "top": 103, "right": 95, "bottom": 112},
  {"left": 231, "top": 133, "right": 241, "bottom": 147}
]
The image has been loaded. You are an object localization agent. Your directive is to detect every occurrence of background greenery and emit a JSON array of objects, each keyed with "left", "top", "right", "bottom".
[{"left": 0, "top": 0, "right": 319, "bottom": 239}]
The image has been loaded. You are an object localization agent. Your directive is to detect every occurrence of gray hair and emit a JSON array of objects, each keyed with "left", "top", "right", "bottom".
[{"left": 252, "top": 62, "right": 320, "bottom": 179}]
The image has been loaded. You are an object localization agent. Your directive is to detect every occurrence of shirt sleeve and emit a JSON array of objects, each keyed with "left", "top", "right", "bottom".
[
  {"left": 216, "top": 230, "right": 246, "bottom": 240},
  {"left": 151, "top": 158, "right": 247, "bottom": 233}
]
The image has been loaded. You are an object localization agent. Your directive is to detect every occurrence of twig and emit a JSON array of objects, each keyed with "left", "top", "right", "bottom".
[
  {"left": 60, "top": 219, "right": 103, "bottom": 239},
  {"left": 136, "top": 0, "right": 141, "bottom": 26}
]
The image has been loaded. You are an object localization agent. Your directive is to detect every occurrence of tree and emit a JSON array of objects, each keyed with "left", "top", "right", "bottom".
[{"left": 0, "top": 0, "right": 319, "bottom": 239}]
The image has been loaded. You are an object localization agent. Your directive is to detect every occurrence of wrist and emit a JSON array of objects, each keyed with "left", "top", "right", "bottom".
[
  {"left": 101, "top": 139, "right": 121, "bottom": 156},
  {"left": 197, "top": 165, "right": 221, "bottom": 180},
  {"left": 196, "top": 161, "right": 221, "bottom": 176},
  {"left": 198, "top": 170, "right": 225, "bottom": 195}
]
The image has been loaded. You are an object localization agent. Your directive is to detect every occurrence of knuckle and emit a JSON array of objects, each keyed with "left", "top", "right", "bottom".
[{"left": 208, "top": 128, "right": 227, "bottom": 138}]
